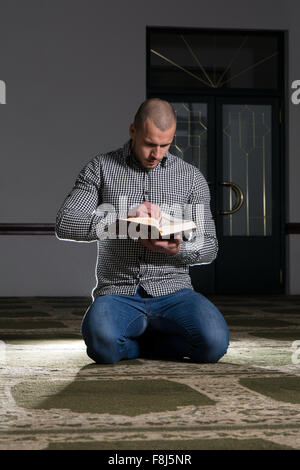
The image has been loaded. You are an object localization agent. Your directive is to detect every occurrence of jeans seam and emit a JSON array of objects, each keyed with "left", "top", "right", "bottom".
[{"left": 122, "top": 312, "right": 147, "bottom": 339}]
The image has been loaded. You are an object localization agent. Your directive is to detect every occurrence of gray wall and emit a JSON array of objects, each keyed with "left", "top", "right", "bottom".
[{"left": 0, "top": 0, "right": 299, "bottom": 295}]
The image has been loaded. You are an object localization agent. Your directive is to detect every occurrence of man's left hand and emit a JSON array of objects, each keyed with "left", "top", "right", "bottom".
[{"left": 139, "top": 235, "right": 182, "bottom": 256}]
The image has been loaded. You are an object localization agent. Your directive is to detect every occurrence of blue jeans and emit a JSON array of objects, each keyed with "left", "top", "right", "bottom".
[{"left": 81, "top": 285, "right": 230, "bottom": 364}]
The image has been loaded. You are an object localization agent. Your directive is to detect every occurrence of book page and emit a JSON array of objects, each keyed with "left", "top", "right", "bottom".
[
  {"left": 119, "top": 216, "right": 160, "bottom": 229},
  {"left": 159, "top": 212, "right": 196, "bottom": 231}
]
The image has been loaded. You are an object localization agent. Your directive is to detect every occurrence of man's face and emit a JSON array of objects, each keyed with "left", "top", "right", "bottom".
[{"left": 129, "top": 119, "right": 176, "bottom": 169}]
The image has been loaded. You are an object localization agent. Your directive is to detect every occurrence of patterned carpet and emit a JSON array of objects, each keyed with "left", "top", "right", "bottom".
[{"left": 0, "top": 294, "right": 300, "bottom": 450}]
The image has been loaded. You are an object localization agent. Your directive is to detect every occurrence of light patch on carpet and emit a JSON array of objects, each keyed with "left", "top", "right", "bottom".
[
  {"left": 4, "top": 338, "right": 84, "bottom": 347},
  {"left": 12, "top": 379, "right": 215, "bottom": 415},
  {"left": 222, "top": 346, "right": 293, "bottom": 367}
]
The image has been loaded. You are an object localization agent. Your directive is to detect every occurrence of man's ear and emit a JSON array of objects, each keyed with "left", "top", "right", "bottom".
[{"left": 129, "top": 123, "right": 136, "bottom": 139}]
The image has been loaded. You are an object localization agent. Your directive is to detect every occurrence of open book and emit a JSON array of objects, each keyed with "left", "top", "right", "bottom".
[{"left": 118, "top": 211, "right": 196, "bottom": 238}]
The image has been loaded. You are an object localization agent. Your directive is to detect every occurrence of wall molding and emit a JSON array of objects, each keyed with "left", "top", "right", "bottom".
[
  {"left": 0, "top": 224, "right": 55, "bottom": 235},
  {"left": 285, "top": 223, "right": 300, "bottom": 234}
]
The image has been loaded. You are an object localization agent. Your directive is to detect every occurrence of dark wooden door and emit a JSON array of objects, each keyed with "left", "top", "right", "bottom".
[{"left": 169, "top": 97, "right": 283, "bottom": 294}]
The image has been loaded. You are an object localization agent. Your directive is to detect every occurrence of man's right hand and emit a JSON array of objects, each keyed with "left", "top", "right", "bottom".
[{"left": 127, "top": 201, "right": 161, "bottom": 220}]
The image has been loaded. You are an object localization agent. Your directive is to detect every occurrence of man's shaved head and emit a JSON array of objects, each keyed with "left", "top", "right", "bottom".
[
  {"left": 129, "top": 99, "right": 176, "bottom": 170},
  {"left": 134, "top": 98, "right": 176, "bottom": 131}
]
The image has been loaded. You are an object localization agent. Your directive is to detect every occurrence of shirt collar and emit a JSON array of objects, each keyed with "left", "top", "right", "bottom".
[{"left": 123, "top": 140, "right": 169, "bottom": 170}]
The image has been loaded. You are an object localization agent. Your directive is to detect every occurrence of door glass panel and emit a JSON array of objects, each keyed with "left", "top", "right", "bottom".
[
  {"left": 222, "top": 104, "right": 272, "bottom": 236},
  {"left": 149, "top": 29, "right": 280, "bottom": 91},
  {"left": 170, "top": 102, "right": 208, "bottom": 178}
]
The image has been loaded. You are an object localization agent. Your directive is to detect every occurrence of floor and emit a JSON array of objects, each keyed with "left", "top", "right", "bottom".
[{"left": 0, "top": 294, "right": 300, "bottom": 450}]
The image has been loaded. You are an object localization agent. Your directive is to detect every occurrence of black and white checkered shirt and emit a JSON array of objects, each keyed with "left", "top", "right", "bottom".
[{"left": 56, "top": 140, "right": 218, "bottom": 298}]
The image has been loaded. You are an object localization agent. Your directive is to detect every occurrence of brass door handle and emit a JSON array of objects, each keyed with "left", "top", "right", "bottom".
[{"left": 219, "top": 181, "right": 244, "bottom": 215}]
